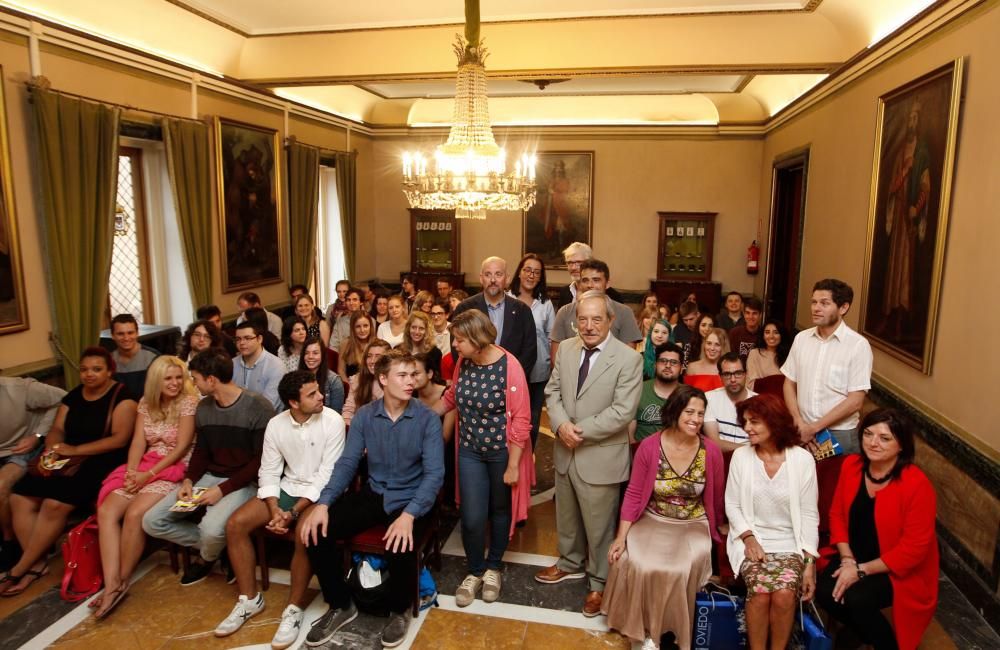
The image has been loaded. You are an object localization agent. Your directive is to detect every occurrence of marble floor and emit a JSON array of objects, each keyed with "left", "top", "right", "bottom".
[{"left": 3, "top": 426, "right": 998, "bottom": 650}]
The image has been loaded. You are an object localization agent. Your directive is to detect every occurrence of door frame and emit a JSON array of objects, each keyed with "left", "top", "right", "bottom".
[{"left": 763, "top": 146, "right": 810, "bottom": 332}]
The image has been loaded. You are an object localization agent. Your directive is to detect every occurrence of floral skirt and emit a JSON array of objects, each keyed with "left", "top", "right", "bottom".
[{"left": 739, "top": 552, "right": 804, "bottom": 599}]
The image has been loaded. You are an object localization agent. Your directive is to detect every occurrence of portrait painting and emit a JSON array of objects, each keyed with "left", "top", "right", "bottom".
[
  {"left": 215, "top": 117, "right": 284, "bottom": 291},
  {"left": 0, "top": 65, "right": 27, "bottom": 335},
  {"left": 860, "top": 59, "right": 963, "bottom": 374},
  {"left": 523, "top": 152, "right": 594, "bottom": 268}
]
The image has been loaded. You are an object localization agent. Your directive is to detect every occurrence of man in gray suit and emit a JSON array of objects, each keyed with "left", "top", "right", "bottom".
[{"left": 536, "top": 290, "right": 643, "bottom": 617}]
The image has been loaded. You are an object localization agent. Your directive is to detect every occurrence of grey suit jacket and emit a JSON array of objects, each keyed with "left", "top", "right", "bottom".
[{"left": 545, "top": 334, "right": 643, "bottom": 485}]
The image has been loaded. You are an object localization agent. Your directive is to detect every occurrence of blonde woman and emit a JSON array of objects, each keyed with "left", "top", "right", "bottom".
[
  {"left": 376, "top": 295, "right": 407, "bottom": 348},
  {"left": 684, "top": 328, "right": 730, "bottom": 392},
  {"left": 413, "top": 290, "right": 435, "bottom": 314},
  {"left": 93, "top": 356, "right": 198, "bottom": 618},
  {"left": 337, "top": 311, "right": 374, "bottom": 384},
  {"left": 400, "top": 310, "right": 443, "bottom": 368}
]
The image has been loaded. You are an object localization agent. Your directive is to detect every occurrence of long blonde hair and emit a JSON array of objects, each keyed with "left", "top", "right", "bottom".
[
  {"left": 401, "top": 311, "right": 435, "bottom": 354},
  {"left": 143, "top": 356, "right": 197, "bottom": 422}
]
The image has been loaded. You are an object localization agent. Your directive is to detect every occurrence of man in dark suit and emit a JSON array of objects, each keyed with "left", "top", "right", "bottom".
[
  {"left": 557, "top": 242, "right": 623, "bottom": 310},
  {"left": 452, "top": 256, "right": 537, "bottom": 375}
]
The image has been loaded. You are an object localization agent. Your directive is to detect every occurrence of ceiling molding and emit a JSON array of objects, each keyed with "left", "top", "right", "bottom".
[
  {"left": 168, "top": 0, "right": 826, "bottom": 38},
  {"left": 247, "top": 62, "right": 841, "bottom": 88}
]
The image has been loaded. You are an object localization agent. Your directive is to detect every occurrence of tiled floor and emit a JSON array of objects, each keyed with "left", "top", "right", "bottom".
[{"left": 4, "top": 425, "right": 999, "bottom": 649}]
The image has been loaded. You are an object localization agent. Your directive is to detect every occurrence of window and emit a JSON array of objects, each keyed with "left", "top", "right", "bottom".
[
  {"left": 315, "top": 165, "right": 347, "bottom": 311},
  {"left": 108, "top": 147, "right": 152, "bottom": 323}
]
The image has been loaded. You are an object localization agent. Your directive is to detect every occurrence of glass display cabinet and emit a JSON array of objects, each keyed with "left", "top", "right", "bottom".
[{"left": 656, "top": 211, "right": 717, "bottom": 281}]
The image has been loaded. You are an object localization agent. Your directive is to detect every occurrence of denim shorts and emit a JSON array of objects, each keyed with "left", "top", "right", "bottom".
[{"left": 0, "top": 440, "right": 44, "bottom": 469}]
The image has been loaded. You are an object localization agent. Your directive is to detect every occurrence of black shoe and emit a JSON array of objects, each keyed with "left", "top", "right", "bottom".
[
  {"left": 305, "top": 601, "right": 358, "bottom": 647},
  {"left": 380, "top": 610, "right": 412, "bottom": 648},
  {"left": 180, "top": 559, "right": 215, "bottom": 586},
  {"left": 0, "top": 541, "right": 22, "bottom": 573}
]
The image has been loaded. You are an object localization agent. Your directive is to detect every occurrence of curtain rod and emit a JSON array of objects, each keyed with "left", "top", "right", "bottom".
[
  {"left": 26, "top": 80, "right": 206, "bottom": 124},
  {"left": 284, "top": 135, "right": 354, "bottom": 156}
]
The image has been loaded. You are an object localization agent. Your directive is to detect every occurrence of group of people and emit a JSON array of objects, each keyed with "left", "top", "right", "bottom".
[{"left": 0, "top": 241, "right": 939, "bottom": 650}]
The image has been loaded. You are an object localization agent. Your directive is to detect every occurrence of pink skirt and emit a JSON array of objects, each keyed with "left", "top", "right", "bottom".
[
  {"left": 97, "top": 449, "right": 187, "bottom": 506},
  {"left": 602, "top": 511, "right": 712, "bottom": 648}
]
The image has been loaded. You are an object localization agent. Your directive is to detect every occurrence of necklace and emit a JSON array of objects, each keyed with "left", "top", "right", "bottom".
[{"left": 865, "top": 466, "right": 893, "bottom": 484}]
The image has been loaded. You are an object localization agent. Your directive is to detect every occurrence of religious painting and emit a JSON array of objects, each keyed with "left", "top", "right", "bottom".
[
  {"left": 859, "top": 59, "right": 963, "bottom": 374},
  {"left": 523, "top": 152, "right": 594, "bottom": 268},
  {"left": 215, "top": 117, "right": 284, "bottom": 291},
  {"left": 0, "top": 65, "right": 28, "bottom": 335}
]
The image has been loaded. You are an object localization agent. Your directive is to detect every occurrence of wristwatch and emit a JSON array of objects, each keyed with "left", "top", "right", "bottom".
[
  {"left": 290, "top": 509, "right": 300, "bottom": 522},
  {"left": 856, "top": 563, "right": 867, "bottom": 580}
]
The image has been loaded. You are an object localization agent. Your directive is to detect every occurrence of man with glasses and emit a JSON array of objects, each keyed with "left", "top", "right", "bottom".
[
  {"left": 232, "top": 321, "right": 284, "bottom": 411},
  {"left": 556, "top": 242, "right": 623, "bottom": 310},
  {"left": 703, "top": 352, "right": 757, "bottom": 451},
  {"left": 629, "top": 342, "right": 684, "bottom": 444},
  {"left": 452, "top": 256, "right": 537, "bottom": 377},
  {"left": 429, "top": 301, "right": 451, "bottom": 356}
]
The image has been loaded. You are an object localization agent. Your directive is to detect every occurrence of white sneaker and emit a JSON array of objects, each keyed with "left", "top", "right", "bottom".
[
  {"left": 455, "top": 574, "right": 483, "bottom": 607},
  {"left": 641, "top": 637, "right": 658, "bottom": 650},
  {"left": 214, "top": 593, "right": 265, "bottom": 637},
  {"left": 271, "top": 604, "right": 304, "bottom": 649},
  {"left": 481, "top": 569, "right": 502, "bottom": 603}
]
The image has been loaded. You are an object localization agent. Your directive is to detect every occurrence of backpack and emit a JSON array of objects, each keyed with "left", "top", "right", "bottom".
[{"left": 60, "top": 515, "right": 102, "bottom": 602}]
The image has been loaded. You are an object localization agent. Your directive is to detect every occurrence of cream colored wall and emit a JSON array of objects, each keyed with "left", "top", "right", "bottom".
[
  {"left": 757, "top": 3, "right": 1000, "bottom": 453},
  {"left": 0, "top": 37, "right": 355, "bottom": 372},
  {"left": 372, "top": 134, "right": 764, "bottom": 293}
]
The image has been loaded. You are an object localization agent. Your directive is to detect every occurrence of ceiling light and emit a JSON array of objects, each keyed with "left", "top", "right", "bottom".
[{"left": 401, "top": 0, "right": 536, "bottom": 220}]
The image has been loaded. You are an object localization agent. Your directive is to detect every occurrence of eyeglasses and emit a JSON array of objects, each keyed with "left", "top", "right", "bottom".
[
  {"left": 191, "top": 331, "right": 211, "bottom": 340},
  {"left": 521, "top": 268, "right": 542, "bottom": 277},
  {"left": 656, "top": 358, "right": 681, "bottom": 366},
  {"left": 720, "top": 370, "right": 746, "bottom": 379}
]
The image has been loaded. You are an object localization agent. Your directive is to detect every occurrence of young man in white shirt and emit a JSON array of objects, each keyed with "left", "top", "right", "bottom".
[
  {"left": 782, "top": 279, "right": 873, "bottom": 454},
  {"left": 215, "top": 370, "right": 346, "bottom": 648},
  {"left": 703, "top": 353, "right": 757, "bottom": 451}
]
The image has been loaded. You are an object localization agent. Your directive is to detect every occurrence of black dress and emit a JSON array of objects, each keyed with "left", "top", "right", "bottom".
[{"left": 14, "top": 383, "right": 135, "bottom": 507}]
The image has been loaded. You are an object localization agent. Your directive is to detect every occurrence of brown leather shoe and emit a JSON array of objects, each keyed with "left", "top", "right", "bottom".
[
  {"left": 534, "top": 564, "right": 586, "bottom": 584},
  {"left": 582, "top": 591, "right": 603, "bottom": 617}
]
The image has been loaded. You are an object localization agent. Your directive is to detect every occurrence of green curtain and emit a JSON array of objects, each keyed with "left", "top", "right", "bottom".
[
  {"left": 286, "top": 142, "right": 320, "bottom": 287},
  {"left": 32, "top": 88, "right": 121, "bottom": 388},
  {"left": 334, "top": 150, "right": 357, "bottom": 281},
  {"left": 163, "top": 118, "right": 213, "bottom": 310}
]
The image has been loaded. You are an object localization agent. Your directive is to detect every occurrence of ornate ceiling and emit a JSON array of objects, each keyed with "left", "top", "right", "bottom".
[{"left": 1, "top": 0, "right": 940, "bottom": 126}]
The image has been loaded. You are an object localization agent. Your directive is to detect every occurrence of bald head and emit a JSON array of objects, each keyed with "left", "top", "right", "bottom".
[{"left": 480, "top": 257, "right": 508, "bottom": 303}]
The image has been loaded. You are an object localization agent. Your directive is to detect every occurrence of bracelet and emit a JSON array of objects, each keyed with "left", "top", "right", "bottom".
[{"left": 741, "top": 532, "right": 755, "bottom": 542}]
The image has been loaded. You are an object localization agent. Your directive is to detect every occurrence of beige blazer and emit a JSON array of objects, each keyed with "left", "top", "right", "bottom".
[{"left": 545, "top": 334, "right": 643, "bottom": 485}]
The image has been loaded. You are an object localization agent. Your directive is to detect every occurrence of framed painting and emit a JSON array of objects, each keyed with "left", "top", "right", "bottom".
[
  {"left": 523, "top": 151, "right": 594, "bottom": 268},
  {"left": 859, "top": 59, "right": 963, "bottom": 374},
  {"left": 0, "top": 65, "right": 27, "bottom": 335},
  {"left": 215, "top": 117, "right": 284, "bottom": 291}
]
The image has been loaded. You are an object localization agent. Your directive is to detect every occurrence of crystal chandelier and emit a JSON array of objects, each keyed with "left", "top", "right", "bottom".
[{"left": 401, "top": 1, "right": 536, "bottom": 219}]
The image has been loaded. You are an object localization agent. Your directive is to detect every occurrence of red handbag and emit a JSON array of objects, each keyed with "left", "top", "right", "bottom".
[{"left": 60, "top": 515, "right": 102, "bottom": 602}]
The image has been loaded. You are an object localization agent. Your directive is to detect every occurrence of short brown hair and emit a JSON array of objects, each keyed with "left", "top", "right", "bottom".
[
  {"left": 449, "top": 310, "right": 496, "bottom": 351},
  {"left": 374, "top": 348, "right": 416, "bottom": 383}
]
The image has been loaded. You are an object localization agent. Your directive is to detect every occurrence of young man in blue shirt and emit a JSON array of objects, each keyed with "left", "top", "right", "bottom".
[{"left": 299, "top": 349, "right": 444, "bottom": 648}]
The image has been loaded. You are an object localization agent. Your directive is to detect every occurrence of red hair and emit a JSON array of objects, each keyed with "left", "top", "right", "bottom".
[{"left": 736, "top": 393, "right": 799, "bottom": 450}]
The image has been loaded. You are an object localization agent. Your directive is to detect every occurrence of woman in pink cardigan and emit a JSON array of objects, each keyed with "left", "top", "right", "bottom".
[
  {"left": 434, "top": 310, "right": 534, "bottom": 609},
  {"left": 602, "top": 385, "right": 726, "bottom": 650}
]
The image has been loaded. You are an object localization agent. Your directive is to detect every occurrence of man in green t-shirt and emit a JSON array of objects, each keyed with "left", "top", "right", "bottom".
[{"left": 629, "top": 342, "right": 683, "bottom": 443}]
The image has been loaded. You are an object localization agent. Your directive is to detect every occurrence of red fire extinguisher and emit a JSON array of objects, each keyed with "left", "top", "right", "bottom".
[{"left": 747, "top": 240, "right": 760, "bottom": 275}]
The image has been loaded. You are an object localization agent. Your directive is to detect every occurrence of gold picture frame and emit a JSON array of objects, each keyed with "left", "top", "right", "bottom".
[
  {"left": 214, "top": 117, "right": 284, "bottom": 291},
  {"left": 523, "top": 151, "right": 595, "bottom": 269},
  {"left": 0, "top": 65, "right": 28, "bottom": 335},
  {"left": 859, "top": 58, "right": 963, "bottom": 374}
]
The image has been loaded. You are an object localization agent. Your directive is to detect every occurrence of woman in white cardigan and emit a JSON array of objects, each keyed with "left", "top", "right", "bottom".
[{"left": 725, "top": 394, "right": 819, "bottom": 650}]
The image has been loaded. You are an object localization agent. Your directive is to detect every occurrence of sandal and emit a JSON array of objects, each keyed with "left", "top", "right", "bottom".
[
  {"left": 0, "top": 565, "right": 49, "bottom": 597},
  {"left": 94, "top": 583, "right": 129, "bottom": 620}
]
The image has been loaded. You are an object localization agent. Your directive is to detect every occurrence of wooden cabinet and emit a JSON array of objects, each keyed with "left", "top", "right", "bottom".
[
  {"left": 656, "top": 211, "right": 716, "bottom": 281},
  {"left": 410, "top": 209, "right": 459, "bottom": 273}
]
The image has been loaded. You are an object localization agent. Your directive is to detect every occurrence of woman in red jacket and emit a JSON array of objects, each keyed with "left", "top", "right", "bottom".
[{"left": 816, "top": 408, "right": 938, "bottom": 650}]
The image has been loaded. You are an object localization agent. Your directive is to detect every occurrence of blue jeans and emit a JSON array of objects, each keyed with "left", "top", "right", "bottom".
[
  {"left": 527, "top": 381, "right": 547, "bottom": 450},
  {"left": 458, "top": 445, "right": 511, "bottom": 575}
]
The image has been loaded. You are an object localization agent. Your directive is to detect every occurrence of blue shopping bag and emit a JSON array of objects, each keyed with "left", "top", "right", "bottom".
[
  {"left": 789, "top": 600, "right": 833, "bottom": 650},
  {"left": 692, "top": 587, "right": 747, "bottom": 650}
]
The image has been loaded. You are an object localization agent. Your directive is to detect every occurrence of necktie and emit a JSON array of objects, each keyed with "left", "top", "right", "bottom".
[{"left": 577, "top": 347, "right": 598, "bottom": 396}]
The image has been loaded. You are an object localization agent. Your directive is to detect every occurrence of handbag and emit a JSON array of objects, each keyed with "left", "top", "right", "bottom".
[
  {"left": 692, "top": 585, "right": 747, "bottom": 650},
  {"left": 789, "top": 600, "right": 834, "bottom": 650},
  {"left": 26, "top": 383, "right": 123, "bottom": 478},
  {"left": 60, "top": 515, "right": 103, "bottom": 602}
]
